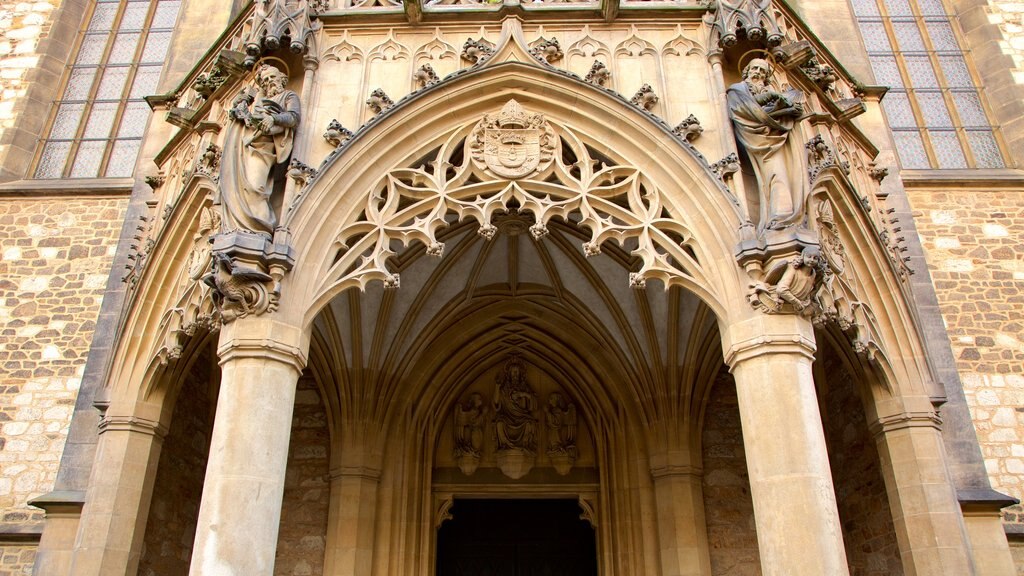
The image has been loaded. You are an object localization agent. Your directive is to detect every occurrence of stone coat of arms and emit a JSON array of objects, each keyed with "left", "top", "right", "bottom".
[{"left": 469, "top": 99, "right": 556, "bottom": 180}]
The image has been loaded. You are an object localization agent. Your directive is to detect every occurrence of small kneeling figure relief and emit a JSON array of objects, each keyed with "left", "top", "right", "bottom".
[
  {"left": 545, "top": 392, "right": 578, "bottom": 476},
  {"left": 750, "top": 247, "right": 826, "bottom": 315},
  {"left": 453, "top": 393, "right": 487, "bottom": 476}
]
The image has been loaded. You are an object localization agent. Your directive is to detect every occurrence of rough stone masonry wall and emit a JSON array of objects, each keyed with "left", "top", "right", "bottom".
[
  {"left": 819, "top": 349, "right": 904, "bottom": 576},
  {"left": 0, "top": 196, "right": 126, "bottom": 532},
  {"left": 274, "top": 374, "right": 330, "bottom": 576},
  {"left": 0, "top": 0, "right": 59, "bottom": 141},
  {"left": 905, "top": 188, "right": 1024, "bottom": 532},
  {"left": 702, "top": 369, "right": 761, "bottom": 576}
]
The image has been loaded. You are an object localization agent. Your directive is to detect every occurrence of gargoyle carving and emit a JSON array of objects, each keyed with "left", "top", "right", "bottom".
[{"left": 202, "top": 252, "right": 275, "bottom": 322}]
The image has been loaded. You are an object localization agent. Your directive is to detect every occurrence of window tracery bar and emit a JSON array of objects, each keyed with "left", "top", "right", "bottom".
[
  {"left": 851, "top": 0, "right": 1006, "bottom": 169},
  {"left": 35, "top": 0, "right": 180, "bottom": 179}
]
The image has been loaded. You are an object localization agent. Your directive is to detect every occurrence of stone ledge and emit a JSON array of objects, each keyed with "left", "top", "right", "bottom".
[
  {"left": 0, "top": 521, "right": 43, "bottom": 543},
  {"left": 899, "top": 168, "right": 1024, "bottom": 189},
  {"left": 0, "top": 178, "right": 134, "bottom": 197},
  {"left": 27, "top": 490, "right": 85, "bottom": 515},
  {"left": 958, "top": 487, "right": 1020, "bottom": 514}
]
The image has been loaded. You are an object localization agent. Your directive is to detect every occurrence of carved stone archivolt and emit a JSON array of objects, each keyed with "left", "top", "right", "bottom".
[{"left": 439, "top": 354, "right": 590, "bottom": 480}]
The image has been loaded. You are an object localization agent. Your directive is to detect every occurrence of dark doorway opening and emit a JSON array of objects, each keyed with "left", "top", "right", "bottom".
[{"left": 436, "top": 499, "right": 598, "bottom": 576}]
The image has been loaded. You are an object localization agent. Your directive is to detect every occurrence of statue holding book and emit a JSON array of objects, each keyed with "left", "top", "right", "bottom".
[{"left": 218, "top": 63, "right": 301, "bottom": 235}]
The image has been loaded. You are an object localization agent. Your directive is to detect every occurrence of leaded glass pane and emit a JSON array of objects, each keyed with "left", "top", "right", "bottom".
[
  {"left": 62, "top": 68, "right": 97, "bottom": 101},
  {"left": 869, "top": 55, "right": 904, "bottom": 87},
  {"left": 916, "top": 91, "right": 953, "bottom": 127},
  {"left": 893, "top": 20, "right": 926, "bottom": 51},
  {"left": 883, "top": 0, "right": 913, "bottom": 16},
  {"left": 105, "top": 139, "right": 141, "bottom": 177},
  {"left": 35, "top": 141, "right": 72, "bottom": 178},
  {"left": 120, "top": 2, "right": 151, "bottom": 30},
  {"left": 953, "top": 92, "right": 988, "bottom": 127},
  {"left": 95, "top": 66, "right": 130, "bottom": 99},
  {"left": 70, "top": 141, "right": 106, "bottom": 178},
  {"left": 893, "top": 131, "right": 929, "bottom": 168},
  {"left": 109, "top": 33, "right": 141, "bottom": 64},
  {"left": 931, "top": 130, "right": 967, "bottom": 168},
  {"left": 129, "top": 66, "right": 161, "bottom": 98},
  {"left": 883, "top": 92, "right": 916, "bottom": 127},
  {"left": 83, "top": 102, "right": 118, "bottom": 138},
  {"left": 926, "top": 20, "right": 958, "bottom": 51},
  {"left": 50, "top": 103, "right": 85, "bottom": 139},
  {"left": 917, "top": 0, "right": 946, "bottom": 15},
  {"left": 152, "top": 0, "right": 182, "bottom": 27},
  {"left": 88, "top": 4, "right": 118, "bottom": 31},
  {"left": 76, "top": 34, "right": 108, "bottom": 66},
  {"left": 905, "top": 55, "right": 939, "bottom": 87},
  {"left": 141, "top": 30, "right": 171, "bottom": 62},
  {"left": 851, "top": 0, "right": 880, "bottom": 18},
  {"left": 116, "top": 101, "right": 150, "bottom": 138},
  {"left": 860, "top": 22, "right": 892, "bottom": 52},
  {"left": 938, "top": 54, "right": 972, "bottom": 87},
  {"left": 967, "top": 130, "right": 1004, "bottom": 168}
]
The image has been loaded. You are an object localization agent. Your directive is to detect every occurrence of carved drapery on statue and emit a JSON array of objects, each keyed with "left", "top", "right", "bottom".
[
  {"left": 453, "top": 393, "right": 487, "bottom": 475},
  {"left": 545, "top": 392, "right": 578, "bottom": 475},
  {"left": 219, "top": 64, "right": 301, "bottom": 235},
  {"left": 493, "top": 355, "right": 538, "bottom": 479},
  {"left": 727, "top": 59, "right": 808, "bottom": 234}
]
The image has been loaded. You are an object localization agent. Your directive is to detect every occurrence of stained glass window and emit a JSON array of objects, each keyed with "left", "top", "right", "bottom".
[
  {"left": 35, "top": 0, "right": 181, "bottom": 178},
  {"left": 852, "top": 0, "right": 1006, "bottom": 169}
]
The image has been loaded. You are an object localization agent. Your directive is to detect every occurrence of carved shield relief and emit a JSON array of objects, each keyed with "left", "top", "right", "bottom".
[{"left": 470, "top": 99, "right": 556, "bottom": 180}]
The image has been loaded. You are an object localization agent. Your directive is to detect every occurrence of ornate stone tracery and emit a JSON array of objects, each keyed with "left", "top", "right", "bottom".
[{"left": 326, "top": 99, "right": 708, "bottom": 293}]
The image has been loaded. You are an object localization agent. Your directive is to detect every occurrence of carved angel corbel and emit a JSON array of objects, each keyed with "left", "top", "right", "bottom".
[{"left": 748, "top": 246, "right": 827, "bottom": 315}]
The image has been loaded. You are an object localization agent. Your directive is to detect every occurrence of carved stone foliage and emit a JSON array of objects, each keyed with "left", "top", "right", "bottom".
[
  {"left": 461, "top": 37, "right": 494, "bottom": 64},
  {"left": 324, "top": 119, "right": 354, "bottom": 148},
  {"left": 584, "top": 60, "right": 611, "bottom": 86},
  {"left": 806, "top": 134, "right": 849, "bottom": 183},
  {"left": 366, "top": 88, "right": 395, "bottom": 115},
  {"left": 244, "top": 0, "right": 326, "bottom": 66},
  {"left": 329, "top": 100, "right": 707, "bottom": 293},
  {"left": 672, "top": 114, "right": 703, "bottom": 142},
  {"left": 414, "top": 63, "right": 441, "bottom": 88},
  {"left": 630, "top": 83, "right": 659, "bottom": 111},
  {"left": 468, "top": 99, "right": 557, "bottom": 180},
  {"left": 530, "top": 37, "right": 563, "bottom": 64}
]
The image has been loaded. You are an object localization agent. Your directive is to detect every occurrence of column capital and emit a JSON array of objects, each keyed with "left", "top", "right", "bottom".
[
  {"left": 723, "top": 333, "right": 816, "bottom": 369},
  {"left": 97, "top": 414, "right": 169, "bottom": 439},
  {"left": 217, "top": 316, "right": 308, "bottom": 373},
  {"left": 868, "top": 410, "right": 942, "bottom": 437}
]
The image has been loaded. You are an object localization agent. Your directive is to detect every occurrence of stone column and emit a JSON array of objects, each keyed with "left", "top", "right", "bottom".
[
  {"left": 868, "top": 396, "right": 980, "bottom": 575},
  {"left": 724, "top": 320, "right": 850, "bottom": 576},
  {"left": 68, "top": 412, "right": 167, "bottom": 576},
  {"left": 324, "top": 465, "right": 381, "bottom": 576},
  {"left": 651, "top": 463, "right": 712, "bottom": 576},
  {"left": 188, "top": 318, "right": 307, "bottom": 576}
]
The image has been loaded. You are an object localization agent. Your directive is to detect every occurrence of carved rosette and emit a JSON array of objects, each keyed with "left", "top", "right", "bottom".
[{"left": 468, "top": 100, "right": 557, "bottom": 180}]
